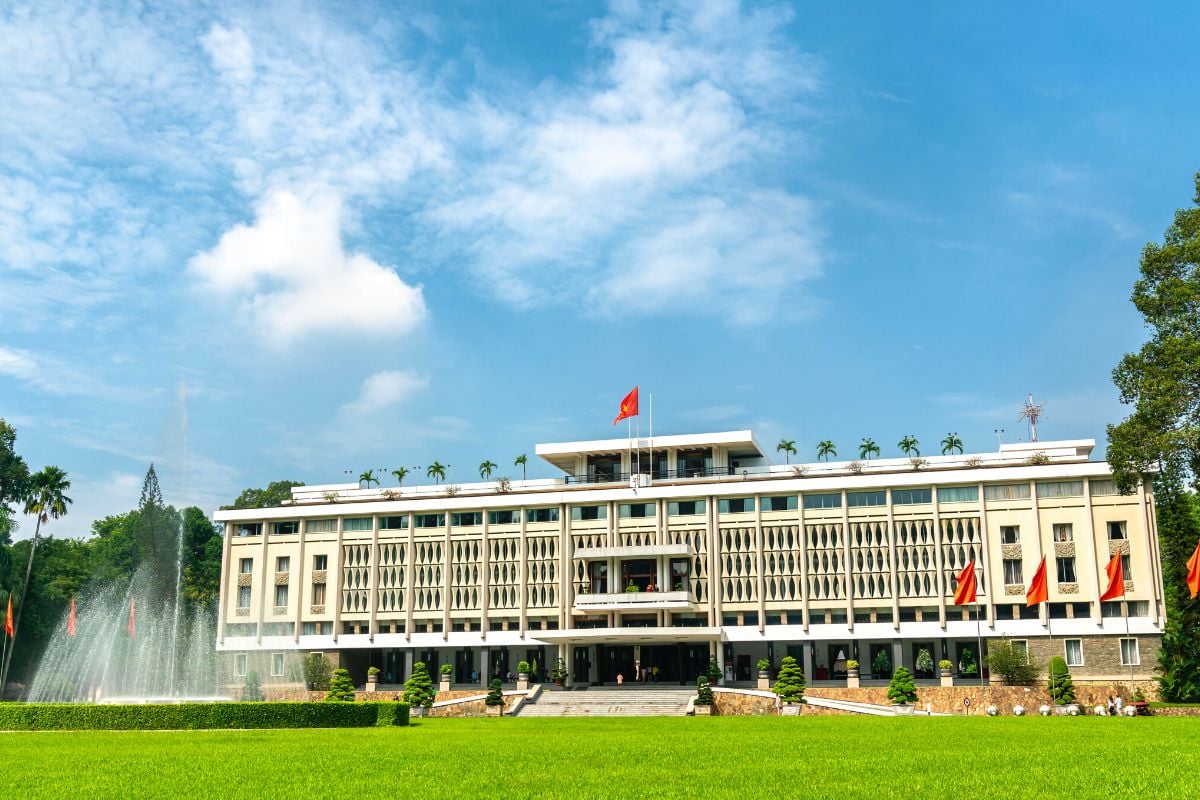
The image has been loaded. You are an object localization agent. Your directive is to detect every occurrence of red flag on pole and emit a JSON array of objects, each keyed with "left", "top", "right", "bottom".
[
  {"left": 127, "top": 597, "right": 136, "bottom": 638},
  {"left": 613, "top": 387, "right": 639, "bottom": 425},
  {"left": 4, "top": 596, "right": 12, "bottom": 638},
  {"left": 1099, "top": 552, "right": 1125, "bottom": 601},
  {"left": 1187, "top": 540, "right": 1200, "bottom": 600},
  {"left": 952, "top": 561, "right": 977, "bottom": 605},
  {"left": 67, "top": 597, "right": 77, "bottom": 637},
  {"left": 1026, "top": 557, "right": 1048, "bottom": 606}
]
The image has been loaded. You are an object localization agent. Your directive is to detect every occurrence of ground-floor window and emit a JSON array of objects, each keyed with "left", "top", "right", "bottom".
[
  {"left": 1064, "top": 639, "right": 1083, "bottom": 667},
  {"left": 271, "top": 652, "right": 285, "bottom": 676},
  {"left": 1120, "top": 638, "right": 1140, "bottom": 666},
  {"left": 235, "top": 653, "right": 247, "bottom": 677}
]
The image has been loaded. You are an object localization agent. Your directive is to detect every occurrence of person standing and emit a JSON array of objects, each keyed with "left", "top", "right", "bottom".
[
  {"left": 1115, "top": 695, "right": 1124, "bottom": 717},
  {"left": 616, "top": 673, "right": 624, "bottom": 687},
  {"left": 1106, "top": 696, "right": 1115, "bottom": 717}
]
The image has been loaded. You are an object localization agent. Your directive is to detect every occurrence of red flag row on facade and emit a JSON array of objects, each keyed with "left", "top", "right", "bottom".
[{"left": 953, "top": 551, "right": 1133, "bottom": 607}]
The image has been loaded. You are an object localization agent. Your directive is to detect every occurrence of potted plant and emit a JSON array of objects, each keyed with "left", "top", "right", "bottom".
[
  {"left": 705, "top": 657, "right": 722, "bottom": 687},
  {"left": 517, "top": 660, "right": 531, "bottom": 690},
  {"left": 757, "top": 658, "right": 772, "bottom": 690},
  {"left": 773, "top": 656, "right": 807, "bottom": 715},
  {"left": 404, "top": 661, "right": 436, "bottom": 717},
  {"left": 846, "top": 659, "right": 860, "bottom": 689},
  {"left": 872, "top": 649, "right": 892, "bottom": 680},
  {"left": 551, "top": 657, "right": 567, "bottom": 687},
  {"left": 939, "top": 659, "right": 954, "bottom": 687},
  {"left": 1047, "top": 656, "right": 1077, "bottom": 713},
  {"left": 694, "top": 676, "right": 714, "bottom": 715},
  {"left": 915, "top": 648, "right": 934, "bottom": 679},
  {"left": 366, "top": 665, "right": 380, "bottom": 692},
  {"left": 439, "top": 662, "right": 453, "bottom": 691},
  {"left": 887, "top": 666, "right": 918, "bottom": 714},
  {"left": 625, "top": 580, "right": 640, "bottom": 593},
  {"left": 485, "top": 678, "right": 505, "bottom": 716}
]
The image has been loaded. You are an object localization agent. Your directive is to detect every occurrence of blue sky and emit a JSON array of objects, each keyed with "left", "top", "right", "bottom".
[{"left": 1, "top": 1, "right": 1197, "bottom": 536}]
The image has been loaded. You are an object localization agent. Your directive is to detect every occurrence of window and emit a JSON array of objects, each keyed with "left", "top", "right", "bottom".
[
  {"left": 237, "top": 585, "right": 251, "bottom": 609},
  {"left": 1090, "top": 479, "right": 1120, "bottom": 496},
  {"left": 276, "top": 556, "right": 290, "bottom": 573},
  {"left": 1056, "top": 556, "right": 1077, "bottom": 583},
  {"left": 235, "top": 523, "right": 262, "bottom": 537},
  {"left": 271, "top": 653, "right": 285, "bottom": 677},
  {"left": 1064, "top": 639, "right": 1084, "bottom": 667},
  {"left": 274, "top": 521, "right": 299, "bottom": 535},
  {"left": 1000, "top": 525, "right": 1020, "bottom": 545},
  {"left": 985, "top": 483, "right": 1031, "bottom": 501},
  {"left": 1120, "top": 638, "right": 1140, "bottom": 666},
  {"left": 719, "top": 497, "right": 756, "bottom": 513},
  {"left": 414, "top": 513, "right": 445, "bottom": 528},
  {"left": 225, "top": 623, "right": 256, "bottom": 636},
  {"left": 306, "top": 519, "right": 337, "bottom": 533},
  {"left": 1121, "top": 553, "right": 1131, "bottom": 578},
  {"left": 343, "top": 517, "right": 373, "bottom": 531},
  {"left": 571, "top": 505, "right": 606, "bottom": 521},
  {"left": 1052, "top": 523, "right": 1073, "bottom": 543},
  {"left": 380, "top": 516, "right": 408, "bottom": 530},
  {"left": 892, "top": 488, "right": 932, "bottom": 505},
  {"left": 1107, "top": 521, "right": 1127, "bottom": 540},
  {"left": 1036, "top": 480, "right": 1083, "bottom": 499},
  {"left": 526, "top": 507, "right": 559, "bottom": 523},
  {"left": 1003, "top": 558, "right": 1023, "bottom": 584},
  {"left": 761, "top": 495, "right": 797, "bottom": 512},
  {"left": 846, "top": 491, "right": 886, "bottom": 508},
  {"left": 311, "top": 582, "right": 326, "bottom": 605},
  {"left": 239, "top": 558, "right": 253, "bottom": 574},
  {"left": 1012, "top": 640, "right": 1029, "bottom": 662},
  {"left": 619, "top": 502, "right": 656, "bottom": 518},
  {"left": 669, "top": 558, "right": 690, "bottom": 591},
  {"left": 488, "top": 510, "right": 519, "bottom": 525},
  {"left": 313, "top": 554, "right": 327, "bottom": 571},
  {"left": 668, "top": 500, "right": 705, "bottom": 516},
  {"left": 1102, "top": 601, "right": 1124, "bottom": 618},
  {"left": 1129, "top": 600, "right": 1149, "bottom": 616},
  {"left": 801, "top": 493, "right": 840, "bottom": 510},
  {"left": 451, "top": 511, "right": 482, "bottom": 527},
  {"left": 937, "top": 486, "right": 979, "bottom": 503},
  {"left": 235, "top": 653, "right": 247, "bottom": 677},
  {"left": 274, "top": 584, "right": 288, "bottom": 607}
]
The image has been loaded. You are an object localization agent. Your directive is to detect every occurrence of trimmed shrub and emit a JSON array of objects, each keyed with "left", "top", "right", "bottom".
[
  {"left": 517, "top": 660, "right": 531, "bottom": 674},
  {"left": 695, "top": 676, "right": 714, "bottom": 706},
  {"left": 405, "top": 661, "right": 436, "bottom": 707},
  {"left": 887, "top": 667, "right": 918, "bottom": 705},
  {"left": 872, "top": 649, "right": 892, "bottom": 678},
  {"left": 302, "top": 653, "right": 332, "bottom": 691},
  {"left": 241, "top": 670, "right": 264, "bottom": 702},
  {"left": 1047, "top": 656, "right": 1077, "bottom": 705},
  {"left": 773, "top": 656, "right": 806, "bottom": 704},
  {"left": 440, "top": 663, "right": 453, "bottom": 676},
  {"left": 915, "top": 649, "right": 934, "bottom": 675},
  {"left": 485, "top": 678, "right": 504, "bottom": 706},
  {"left": 985, "top": 640, "right": 1039, "bottom": 684},
  {"left": 938, "top": 659, "right": 953, "bottom": 671},
  {"left": 705, "top": 657, "right": 722, "bottom": 683},
  {"left": 756, "top": 658, "right": 771, "bottom": 672},
  {"left": 0, "top": 702, "right": 408, "bottom": 731},
  {"left": 325, "top": 668, "right": 357, "bottom": 702}
]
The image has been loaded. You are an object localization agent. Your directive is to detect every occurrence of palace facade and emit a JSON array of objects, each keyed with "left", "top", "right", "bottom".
[{"left": 214, "top": 431, "right": 1164, "bottom": 688}]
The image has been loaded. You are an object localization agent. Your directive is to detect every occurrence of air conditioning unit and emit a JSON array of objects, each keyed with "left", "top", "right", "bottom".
[{"left": 630, "top": 474, "right": 651, "bottom": 489}]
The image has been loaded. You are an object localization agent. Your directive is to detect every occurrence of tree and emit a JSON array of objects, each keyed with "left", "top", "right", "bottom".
[
  {"left": 695, "top": 676, "right": 714, "bottom": 706},
  {"left": 887, "top": 666, "right": 918, "bottom": 705},
  {"left": 0, "top": 418, "right": 29, "bottom": 516},
  {"left": 181, "top": 507, "right": 221, "bottom": 608},
  {"left": 2, "top": 465, "right": 71, "bottom": 692},
  {"left": 941, "top": 432, "right": 964, "bottom": 456},
  {"left": 426, "top": 462, "right": 446, "bottom": 484},
  {"left": 772, "top": 655, "right": 806, "bottom": 704},
  {"left": 816, "top": 441, "right": 837, "bottom": 462},
  {"left": 131, "top": 465, "right": 178, "bottom": 599},
  {"left": 325, "top": 668, "right": 356, "bottom": 702},
  {"left": 776, "top": 440, "right": 797, "bottom": 465},
  {"left": 898, "top": 435, "right": 920, "bottom": 458},
  {"left": 984, "top": 640, "right": 1039, "bottom": 684},
  {"left": 485, "top": 677, "right": 504, "bottom": 707},
  {"left": 1152, "top": 464, "right": 1200, "bottom": 701},
  {"left": 241, "top": 669, "right": 264, "bottom": 701},
  {"left": 859, "top": 438, "right": 880, "bottom": 461},
  {"left": 391, "top": 467, "right": 409, "bottom": 486},
  {"left": 302, "top": 653, "right": 333, "bottom": 691},
  {"left": 359, "top": 470, "right": 379, "bottom": 489},
  {"left": 872, "top": 649, "right": 891, "bottom": 678},
  {"left": 1047, "top": 656, "right": 1077, "bottom": 705},
  {"left": 224, "top": 480, "right": 304, "bottom": 510},
  {"left": 479, "top": 460, "right": 497, "bottom": 480},
  {"left": 514, "top": 454, "right": 527, "bottom": 481},
  {"left": 404, "top": 661, "right": 436, "bottom": 707}
]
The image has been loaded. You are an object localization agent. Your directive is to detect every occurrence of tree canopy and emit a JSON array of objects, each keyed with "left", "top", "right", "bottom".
[{"left": 223, "top": 480, "right": 304, "bottom": 510}]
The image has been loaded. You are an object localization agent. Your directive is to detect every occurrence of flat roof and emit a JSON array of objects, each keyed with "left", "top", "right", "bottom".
[{"left": 536, "top": 430, "right": 763, "bottom": 474}]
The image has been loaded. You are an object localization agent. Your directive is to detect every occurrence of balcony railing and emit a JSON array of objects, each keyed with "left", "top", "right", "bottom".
[
  {"left": 565, "top": 466, "right": 736, "bottom": 485},
  {"left": 573, "top": 590, "right": 697, "bottom": 610}
]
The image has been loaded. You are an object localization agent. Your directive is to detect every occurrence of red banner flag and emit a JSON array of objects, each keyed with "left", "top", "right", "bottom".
[
  {"left": 4, "top": 596, "right": 12, "bottom": 638},
  {"left": 1026, "top": 557, "right": 1048, "bottom": 606},
  {"left": 67, "top": 597, "right": 77, "bottom": 637},
  {"left": 952, "top": 561, "right": 977, "bottom": 605},
  {"left": 613, "top": 386, "right": 639, "bottom": 425},
  {"left": 1099, "top": 552, "right": 1125, "bottom": 601},
  {"left": 1187, "top": 541, "right": 1200, "bottom": 600},
  {"left": 127, "top": 597, "right": 136, "bottom": 638}
]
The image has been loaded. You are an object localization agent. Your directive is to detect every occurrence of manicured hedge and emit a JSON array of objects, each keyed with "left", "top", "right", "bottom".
[{"left": 0, "top": 701, "right": 409, "bottom": 731}]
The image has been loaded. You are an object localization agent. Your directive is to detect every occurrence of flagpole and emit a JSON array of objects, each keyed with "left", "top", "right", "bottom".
[
  {"left": 649, "top": 393, "right": 653, "bottom": 478},
  {"left": 976, "top": 565, "right": 985, "bottom": 687}
]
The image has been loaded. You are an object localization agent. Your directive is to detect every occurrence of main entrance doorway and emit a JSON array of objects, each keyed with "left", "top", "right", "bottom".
[{"left": 595, "top": 643, "right": 710, "bottom": 684}]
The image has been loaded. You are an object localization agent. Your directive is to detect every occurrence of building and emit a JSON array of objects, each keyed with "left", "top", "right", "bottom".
[{"left": 214, "top": 430, "right": 1164, "bottom": 688}]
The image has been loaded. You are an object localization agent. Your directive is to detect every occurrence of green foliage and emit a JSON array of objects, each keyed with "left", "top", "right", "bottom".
[
  {"left": 440, "top": 663, "right": 454, "bottom": 675},
  {"left": 302, "top": 654, "right": 333, "bottom": 691},
  {"left": 985, "top": 641, "right": 1039, "bottom": 684},
  {"left": 485, "top": 678, "right": 504, "bottom": 706},
  {"left": 0, "top": 417, "right": 30, "bottom": 517},
  {"left": 1157, "top": 610, "right": 1200, "bottom": 702},
  {"left": 1151, "top": 465, "right": 1200, "bottom": 701},
  {"left": 816, "top": 440, "right": 837, "bottom": 462},
  {"left": 898, "top": 435, "right": 920, "bottom": 457},
  {"left": 517, "top": 660, "right": 531, "bottom": 674},
  {"left": 479, "top": 460, "right": 497, "bottom": 479},
  {"left": 368, "top": 666, "right": 380, "bottom": 678},
  {"left": 872, "top": 649, "right": 891, "bottom": 677},
  {"left": 846, "top": 659, "right": 859, "bottom": 671},
  {"left": 941, "top": 433, "right": 964, "bottom": 456},
  {"left": 705, "top": 657, "right": 722, "bottom": 682},
  {"left": 1047, "top": 656, "right": 1077, "bottom": 705},
  {"left": 241, "top": 670, "right": 264, "bottom": 702},
  {"left": 325, "top": 668, "right": 357, "bottom": 702},
  {"left": 859, "top": 438, "right": 880, "bottom": 460},
  {"left": 886, "top": 666, "right": 918, "bottom": 705},
  {"left": 776, "top": 439, "right": 796, "bottom": 464},
  {"left": 552, "top": 658, "right": 567, "bottom": 681},
  {"left": 0, "top": 702, "right": 406, "bottom": 730},
  {"left": 938, "top": 659, "right": 954, "bottom": 671},
  {"left": 957, "top": 647, "right": 977, "bottom": 675},
  {"left": 695, "top": 676, "right": 714, "bottom": 705},
  {"left": 405, "top": 661, "right": 436, "bottom": 707},
  {"left": 915, "top": 649, "right": 934, "bottom": 674},
  {"left": 756, "top": 658, "right": 771, "bottom": 672},
  {"left": 224, "top": 480, "right": 305, "bottom": 510},
  {"left": 426, "top": 462, "right": 447, "bottom": 483},
  {"left": 772, "top": 656, "right": 806, "bottom": 704}
]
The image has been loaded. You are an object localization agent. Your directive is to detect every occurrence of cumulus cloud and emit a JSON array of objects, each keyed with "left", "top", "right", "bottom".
[
  {"left": 187, "top": 189, "right": 427, "bottom": 346},
  {"left": 341, "top": 370, "right": 430, "bottom": 416},
  {"left": 201, "top": 23, "right": 255, "bottom": 83}
]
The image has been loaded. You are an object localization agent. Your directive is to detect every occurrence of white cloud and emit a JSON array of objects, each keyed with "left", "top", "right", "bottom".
[
  {"left": 341, "top": 370, "right": 430, "bottom": 416},
  {"left": 187, "top": 189, "right": 428, "bottom": 346},
  {"left": 201, "top": 24, "right": 255, "bottom": 84}
]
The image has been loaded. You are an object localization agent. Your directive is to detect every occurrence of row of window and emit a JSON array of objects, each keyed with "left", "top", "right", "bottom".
[
  {"left": 999, "top": 521, "right": 1127, "bottom": 545},
  {"left": 1010, "top": 637, "right": 1140, "bottom": 667}
]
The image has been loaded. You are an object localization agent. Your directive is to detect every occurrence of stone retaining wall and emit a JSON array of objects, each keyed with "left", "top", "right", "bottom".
[{"left": 807, "top": 681, "right": 1160, "bottom": 714}]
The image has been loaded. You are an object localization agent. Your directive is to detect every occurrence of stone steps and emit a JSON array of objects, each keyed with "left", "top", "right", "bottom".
[{"left": 517, "top": 688, "right": 694, "bottom": 717}]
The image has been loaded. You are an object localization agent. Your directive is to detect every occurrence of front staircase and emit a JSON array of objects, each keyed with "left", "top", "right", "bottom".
[{"left": 516, "top": 686, "right": 694, "bottom": 717}]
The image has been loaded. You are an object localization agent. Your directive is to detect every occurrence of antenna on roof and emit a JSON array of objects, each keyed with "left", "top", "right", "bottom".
[{"left": 1017, "top": 393, "right": 1045, "bottom": 443}]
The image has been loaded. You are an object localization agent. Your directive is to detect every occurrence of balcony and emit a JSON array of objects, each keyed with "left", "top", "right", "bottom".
[
  {"left": 573, "top": 590, "right": 698, "bottom": 611},
  {"left": 564, "top": 466, "right": 736, "bottom": 485}
]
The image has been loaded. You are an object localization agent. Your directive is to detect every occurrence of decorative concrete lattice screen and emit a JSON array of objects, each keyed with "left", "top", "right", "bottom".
[
  {"left": 668, "top": 528, "right": 708, "bottom": 602},
  {"left": 450, "top": 539, "right": 480, "bottom": 611},
  {"left": 851, "top": 521, "right": 892, "bottom": 600},
  {"left": 720, "top": 527, "right": 759, "bottom": 602},
  {"left": 762, "top": 525, "right": 802, "bottom": 601},
  {"left": 489, "top": 536, "right": 519, "bottom": 609},
  {"left": 413, "top": 539, "right": 443, "bottom": 612},
  {"left": 341, "top": 543, "right": 370, "bottom": 613},
  {"left": 619, "top": 526, "right": 655, "bottom": 548},
  {"left": 806, "top": 523, "right": 845, "bottom": 600},
  {"left": 941, "top": 517, "right": 984, "bottom": 596},
  {"left": 376, "top": 542, "right": 406, "bottom": 613},
  {"left": 527, "top": 537, "right": 557, "bottom": 608},
  {"left": 895, "top": 519, "right": 937, "bottom": 598},
  {"left": 572, "top": 531, "right": 604, "bottom": 550}
]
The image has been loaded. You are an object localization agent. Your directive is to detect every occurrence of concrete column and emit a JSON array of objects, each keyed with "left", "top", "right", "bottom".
[
  {"left": 1080, "top": 478, "right": 1103, "bottom": 624},
  {"left": 442, "top": 512, "right": 452, "bottom": 641},
  {"left": 798, "top": 492, "right": 809, "bottom": 632},
  {"left": 892, "top": 638, "right": 904, "bottom": 671},
  {"left": 217, "top": 522, "right": 232, "bottom": 646},
  {"left": 1029, "top": 480, "right": 1047, "bottom": 627},
  {"left": 332, "top": 516, "right": 345, "bottom": 643},
  {"left": 560, "top": 502, "right": 569, "bottom": 629},
  {"left": 1143, "top": 479, "right": 1166, "bottom": 624},
  {"left": 255, "top": 518, "right": 269, "bottom": 645},
  {"left": 754, "top": 494, "right": 766, "bottom": 634},
  {"left": 841, "top": 491, "right": 852, "bottom": 633},
  {"left": 480, "top": 647, "right": 489, "bottom": 687},
  {"left": 403, "top": 649, "right": 414, "bottom": 683},
  {"left": 930, "top": 492, "right": 946, "bottom": 628},
  {"left": 403, "top": 512, "right": 415, "bottom": 641},
  {"left": 977, "top": 482, "right": 995, "bottom": 630},
  {"left": 480, "top": 509, "right": 490, "bottom": 641},
  {"left": 885, "top": 492, "right": 899, "bottom": 631},
  {"left": 1136, "top": 478, "right": 1159, "bottom": 624},
  {"left": 802, "top": 641, "right": 815, "bottom": 681},
  {"left": 518, "top": 509, "right": 528, "bottom": 637},
  {"left": 368, "top": 515, "right": 380, "bottom": 642},
  {"left": 709, "top": 495, "right": 721, "bottom": 628},
  {"left": 293, "top": 520, "right": 308, "bottom": 644}
]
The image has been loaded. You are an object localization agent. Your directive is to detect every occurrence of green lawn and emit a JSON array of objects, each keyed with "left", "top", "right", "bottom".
[{"left": 2, "top": 716, "right": 1197, "bottom": 799}]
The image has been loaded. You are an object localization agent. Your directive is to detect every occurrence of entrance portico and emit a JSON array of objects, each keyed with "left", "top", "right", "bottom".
[{"left": 535, "top": 627, "right": 721, "bottom": 686}]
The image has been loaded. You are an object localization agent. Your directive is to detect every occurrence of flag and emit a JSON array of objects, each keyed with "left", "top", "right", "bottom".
[
  {"left": 67, "top": 597, "right": 76, "bottom": 637},
  {"left": 1099, "top": 552, "right": 1125, "bottom": 601},
  {"left": 4, "top": 596, "right": 12, "bottom": 638},
  {"left": 128, "top": 597, "right": 136, "bottom": 638},
  {"left": 952, "top": 561, "right": 977, "bottom": 605},
  {"left": 613, "top": 386, "right": 639, "bottom": 425},
  {"left": 1187, "top": 540, "right": 1200, "bottom": 600},
  {"left": 1026, "top": 557, "right": 1048, "bottom": 606}
]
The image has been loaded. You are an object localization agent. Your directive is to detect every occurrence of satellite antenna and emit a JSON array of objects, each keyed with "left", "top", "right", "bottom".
[{"left": 1017, "top": 393, "right": 1045, "bottom": 443}]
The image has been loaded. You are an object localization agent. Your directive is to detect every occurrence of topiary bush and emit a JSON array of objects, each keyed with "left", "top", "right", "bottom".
[
  {"left": 772, "top": 656, "right": 806, "bottom": 704},
  {"left": 705, "top": 657, "right": 722, "bottom": 683},
  {"left": 756, "top": 658, "right": 771, "bottom": 672},
  {"left": 887, "top": 666, "right": 918, "bottom": 705},
  {"left": 302, "top": 653, "right": 332, "bottom": 691},
  {"left": 0, "top": 702, "right": 408, "bottom": 730},
  {"left": 1047, "top": 655, "right": 1077, "bottom": 705},
  {"left": 325, "top": 668, "right": 357, "bottom": 702},
  {"left": 695, "top": 676, "right": 714, "bottom": 705},
  {"left": 517, "top": 660, "right": 531, "bottom": 674},
  {"left": 440, "top": 663, "right": 453, "bottom": 676},
  {"left": 405, "top": 661, "right": 436, "bottom": 707},
  {"left": 872, "top": 649, "right": 892, "bottom": 678},
  {"left": 241, "top": 670, "right": 264, "bottom": 702},
  {"left": 485, "top": 678, "right": 505, "bottom": 706},
  {"left": 985, "top": 640, "right": 1039, "bottom": 684}
]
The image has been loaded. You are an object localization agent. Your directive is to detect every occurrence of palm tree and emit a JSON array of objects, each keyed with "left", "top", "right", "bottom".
[
  {"left": 391, "top": 467, "right": 409, "bottom": 486},
  {"left": 816, "top": 441, "right": 837, "bottom": 462},
  {"left": 514, "top": 454, "right": 527, "bottom": 481},
  {"left": 1, "top": 465, "right": 71, "bottom": 691},
  {"left": 479, "top": 460, "right": 497, "bottom": 480},
  {"left": 427, "top": 462, "right": 447, "bottom": 484},
  {"left": 776, "top": 439, "right": 797, "bottom": 465},
  {"left": 898, "top": 435, "right": 920, "bottom": 458},
  {"left": 859, "top": 438, "right": 880, "bottom": 460},
  {"left": 359, "top": 469, "right": 379, "bottom": 489},
  {"left": 941, "top": 433, "right": 964, "bottom": 456}
]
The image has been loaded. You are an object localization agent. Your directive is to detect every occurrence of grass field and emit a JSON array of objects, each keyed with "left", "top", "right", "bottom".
[{"left": 3, "top": 716, "right": 1198, "bottom": 799}]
